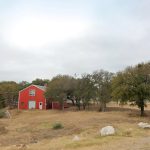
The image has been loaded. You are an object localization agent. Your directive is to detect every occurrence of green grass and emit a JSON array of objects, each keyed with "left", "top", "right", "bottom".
[{"left": 52, "top": 122, "right": 63, "bottom": 130}]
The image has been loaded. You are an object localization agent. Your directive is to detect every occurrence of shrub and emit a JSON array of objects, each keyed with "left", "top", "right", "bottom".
[
  {"left": 52, "top": 122, "right": 63, "bottom": 130},
  {"left": 0, "top": 110, "right": 5, "bottom": 118}
]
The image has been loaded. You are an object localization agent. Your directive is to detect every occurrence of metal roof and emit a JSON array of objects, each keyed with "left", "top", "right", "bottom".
[
  {"left": 34, "top": 85, "right": 46, "bottom": 91},
  {"left": 19, "top": 84, "right": 46, "bottom": 92}
]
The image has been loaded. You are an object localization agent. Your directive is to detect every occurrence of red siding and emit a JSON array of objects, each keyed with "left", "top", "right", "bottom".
[
  {"left": 18, "top": 85, "right": 46, "bottom": 110},
  {"left": 52, "top": 101, "right": 69, "bottom": 110},
  {"left": 52, "top": 102, "right": 61, "bottom": 109}
]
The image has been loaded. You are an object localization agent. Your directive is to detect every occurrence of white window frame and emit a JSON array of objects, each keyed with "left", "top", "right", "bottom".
[{"left": 29, "top": 89, "right": 35, "bottom": 96}]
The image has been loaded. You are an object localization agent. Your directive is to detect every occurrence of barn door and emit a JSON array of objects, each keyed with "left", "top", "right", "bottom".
[
  {"left": 28, "top": 101, "right": 36, "bottom": 109},
  {"left": 39, "top": 102, "right": 43, "bottom": 110}
]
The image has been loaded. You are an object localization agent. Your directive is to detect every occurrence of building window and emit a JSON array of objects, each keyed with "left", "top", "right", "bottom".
[{"left": 29, "top": 89, "right": 35, "bottom": 96}]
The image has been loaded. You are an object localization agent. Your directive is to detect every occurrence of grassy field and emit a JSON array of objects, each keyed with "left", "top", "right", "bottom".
[{"left": 0, "top": 104, "right": 150, "bottom": 150}]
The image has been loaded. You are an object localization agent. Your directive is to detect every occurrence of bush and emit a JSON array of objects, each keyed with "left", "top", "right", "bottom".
[
  {"left": 52, "top": 122, "right": 63, "bottom": 130},
  {"left": 0, "top": 110, "right": 5, "bottom": 118}
]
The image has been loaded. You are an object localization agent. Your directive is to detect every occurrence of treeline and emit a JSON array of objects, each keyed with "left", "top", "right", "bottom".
[
  {"left": 0, "top": 62, "right": 150, "bottom": 116},
  {"left": 0, "top": 79, "right": 49, "bottom": 109},
  {"left": 45, "top": 70, "right": 113, "bottom": 112}
]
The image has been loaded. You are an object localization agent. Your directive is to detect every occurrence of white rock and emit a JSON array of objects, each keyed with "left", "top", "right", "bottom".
[
  {"left": 72, "top": 135, "right": 80, "bottom": 141},
  {"left": 138, "top": 122, "right": 150, "bottom": 129},
  {"left": 100, "top": 126, "right": 115, "bottom": 136}
]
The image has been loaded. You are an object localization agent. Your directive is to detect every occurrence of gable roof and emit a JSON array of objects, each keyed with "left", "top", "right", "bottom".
[
  {"left": 19, "top": 84, "right": 46, "bottom": 92},
  {"left": 34, "top": 85, "right": 46, "bottom": 91}
]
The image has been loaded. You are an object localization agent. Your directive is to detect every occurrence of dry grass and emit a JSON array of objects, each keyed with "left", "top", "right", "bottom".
[{"left": 1, "top": 104, "right": 150, "bottom": 150}]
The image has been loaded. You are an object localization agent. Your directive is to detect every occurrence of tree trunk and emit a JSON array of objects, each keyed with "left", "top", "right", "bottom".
[
  {"left": 71, "top": 98, "right": 75, "bottom": 106},
  {"left": 99, "top": 101, "right": 106, "bottom": 112},
  {"left": 75, "top": 99, "right": 81, "bottom": 110},
  {"left": 102, "top": 102, "right": 106, "bottom": 112},
  {"left": 140, "top": 99, "right": 144, "bottom": 116},
  {"left": 78, "top": 105, "right": 80, "bottom": 110},
  {"left": 78, "top": 102, "right": 81, "bottom": 110},
  {"left": 83, "top": 103, "right": 86, "bottom": 110}
]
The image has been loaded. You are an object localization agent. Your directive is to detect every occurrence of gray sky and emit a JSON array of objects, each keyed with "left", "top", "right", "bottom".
[{"left": 0, "top": 0, "right": 150, "bottom": 82}]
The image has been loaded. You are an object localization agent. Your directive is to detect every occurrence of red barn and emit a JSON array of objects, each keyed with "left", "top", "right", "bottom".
[
  {"left": 18, "top": 85, "right": 46, "bottom": 110},
  {"left": 18, "top": 84, "right": 68, "bottom": 110}
]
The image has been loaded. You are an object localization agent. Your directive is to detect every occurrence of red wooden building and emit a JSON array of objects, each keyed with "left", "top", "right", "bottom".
[
  {"left": 18, "top": 85, "right": 46, "bottom": 110},
  {"left": 18, "top": 84, "right": 68, "bottom": 110}
]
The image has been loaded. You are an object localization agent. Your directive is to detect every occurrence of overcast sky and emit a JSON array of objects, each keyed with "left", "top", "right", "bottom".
[{"left": 0, "top": 0, "right": 150, "bottom": 82}]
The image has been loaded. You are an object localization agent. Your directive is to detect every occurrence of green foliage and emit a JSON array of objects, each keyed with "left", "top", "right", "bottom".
[
  {"left": 74, "top": 74, "right": 96, "bottom": 110},
  {"left": 0, "top": 81, "right": 19, "bottom": 108},
  {"left": 32, "top": 78, "right": 49, "bottom": 86},
  {"left": 45, "top": 75, "right": 75, "bottom": 109},
  {"left": 0, "top": 110, "right": 5, "bottom": 118},
  {"left": 0, "top": 94, "right": 5, "bottom": 108},
  {"left": 112, "top": 62, "right": 150, "bottom": 116},
  {"left": 52, "top": 122, "right": 63, "bottom": 130},
  {"left": 18, "top": 81, "right": 31, "bottom": 90},
  {"left": 92, "top": 70, "right": 113, "bottom": 111}
]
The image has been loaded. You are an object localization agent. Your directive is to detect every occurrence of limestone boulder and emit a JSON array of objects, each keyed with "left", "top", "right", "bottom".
[{"left": 100, "top": 126, "right": 115, "bottom": 136}]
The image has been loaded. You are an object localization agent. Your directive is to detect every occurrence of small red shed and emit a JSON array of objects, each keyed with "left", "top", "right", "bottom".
[
  {"left": 18, "top": 85, "right": 47, "bottom": 110},
  {"left": 18, "top": 84, "right": 69, "bottom": 110}
]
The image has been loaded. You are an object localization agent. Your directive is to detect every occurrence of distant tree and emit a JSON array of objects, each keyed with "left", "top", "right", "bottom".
[
  {"left": 45, "top": 75, "right": 75, "bottom": 110},
  {"left": 32, "top": 78, "right": 49, "bottom": 86},
  {"left": 111, "top": 72, "right": 127, "bottom": 105},
  {"left": 92, "top": 70, "right": 113, "bottom": 112},
  {"left": 18, "top": 81, "right": 31, "bottom": 90},
  {"left": 0, "top": 94, "right": 5, "bottom": 108},
  {"left": 66, "top": 77, "right": 78, "bottom": 106},
  {"left": 112, "top": 62, "right": 150, "bottom": 116},
  {"left": 72, "top": 79, "right": 81, "bottom": 110},
  {"left": 0, "top": 81, "right": 19, "bottom": 108},
  {"left": 74, "top": 74, "right": 96, "bottom": 110}
]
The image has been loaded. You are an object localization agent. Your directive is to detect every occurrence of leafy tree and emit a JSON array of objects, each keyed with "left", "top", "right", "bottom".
[
  {"left": 64, "top": 76, "right": 78, "bottom": 106},
  {"left": 0, "top": 81, "right": 19, "bottom": 108},
  {"left": 111, "top": 72, "right": 127, "bottom": 105},
  {"left": 32, "top": 78, "right": 49, "bottom": 86},
  {"left": 45, "top": 75, "right": 75, "bottom": 110},
  {"left": 112, "top": 62, "right": 150, "bottom": 116},
  {"left": 74, "top": 74, "right": 96, "bottom": 110},
  {"left": 18, "top": 81, "right": 31, "bottom": 90},
  {"left": 0, "top": 94, "right": 5, "bottom": 108},
  {"left": 72, "top": 79, "right": 82, "bottom": 110},
  {"left": 92, "top": 70, "right": 113, "bottom": 111}
]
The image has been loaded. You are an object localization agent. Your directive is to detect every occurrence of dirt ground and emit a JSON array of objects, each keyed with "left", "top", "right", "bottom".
[{"left": 0, "top": 104, "right": 150, "bottom": 150}]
